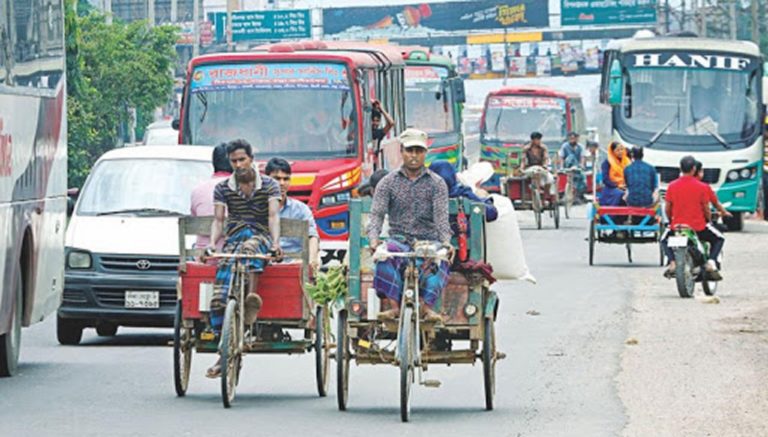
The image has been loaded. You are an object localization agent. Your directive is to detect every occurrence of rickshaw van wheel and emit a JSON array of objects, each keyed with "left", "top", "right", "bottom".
[
  {"left": 588, "top": 221, "right": 596, "bottom": 266},
  {"left": 483, "top": 317, "right": 496, "bottom": 411},
  {"left": 315, "top": 305, "right": 330, "bottom": 397},
  {"left": 336, "top": 310, "right": 350, "bottom": 411},
  {"left": 173, "top": 301, "right": 192, "bottom": 397}
]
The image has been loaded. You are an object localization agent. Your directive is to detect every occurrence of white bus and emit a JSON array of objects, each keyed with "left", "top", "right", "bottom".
[
  {"left": 0, "top": 0, "right": 66, "bottom": 376},
  {"left": 600, "top": 36, "right": 764, "bottom": 230}
]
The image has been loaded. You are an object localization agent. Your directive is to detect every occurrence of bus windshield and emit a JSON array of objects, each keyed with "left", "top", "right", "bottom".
[
  {"left": 184, "top": 62, "right": 357, "bottom": 159},
  {"left": 405, "top": 66, "right": 455, "bottom": 135},
  {"left": 621, "top": 57, "right": 760, "bottom": 145},
  {"left": 483, "top": 95, "right": 566, "bottom": 144}
]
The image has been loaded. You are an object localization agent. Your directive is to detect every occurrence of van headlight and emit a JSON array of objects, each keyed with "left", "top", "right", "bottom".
[{"left": 67, "top": 250, "right": 92, "bottom": 269}]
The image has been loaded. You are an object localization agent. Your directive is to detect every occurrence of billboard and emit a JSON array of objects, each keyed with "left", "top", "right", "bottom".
[
  {"left": 322, "top": 1, "right": 548, "bottom": 39},
  {"left": 213, "top": 9, "right": 311, "bottom": 43},
  {"left": 561, "top": 0, "right": 657, "bottom": 26}
]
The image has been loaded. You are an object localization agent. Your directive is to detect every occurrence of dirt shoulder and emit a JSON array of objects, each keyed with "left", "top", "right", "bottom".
[{"left": 618, "top": 220, "right": 768, "bottom": 437}]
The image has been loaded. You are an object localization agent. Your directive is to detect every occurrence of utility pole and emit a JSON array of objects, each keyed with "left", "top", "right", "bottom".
[
  {"left": 227, "top": 0, "right": 236, "bottom": 52},
  {"left": 147, "top": 0, "right": 155, "bottom": 27},
  {"left": 729, "top": 1, "right": 736, "bottom": 40},
  {"left": 193, "top": 0, "right": 200, "bottom": 57},
  {"left": 170, "top": 0, "right": 177, "bottom": 23},
  {"left": 104, "top": 0, "right": 112, "bottom": 25},
  {"left": 751, "top": 0, "right": 759, "bottom": 44}
]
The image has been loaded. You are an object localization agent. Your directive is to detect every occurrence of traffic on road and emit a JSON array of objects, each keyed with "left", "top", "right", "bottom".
[{"left": 2, "top": 0, "right": 768, "bottom": 435}]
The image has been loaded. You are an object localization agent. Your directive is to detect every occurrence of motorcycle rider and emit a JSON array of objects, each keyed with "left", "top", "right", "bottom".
[{"left": 661, "top": 156, "right": 724, "bottom": 280}]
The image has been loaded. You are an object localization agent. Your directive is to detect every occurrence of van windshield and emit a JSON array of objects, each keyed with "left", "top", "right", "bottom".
[{"left": 77, "top": 159, "right": 211, "bottom": 216}]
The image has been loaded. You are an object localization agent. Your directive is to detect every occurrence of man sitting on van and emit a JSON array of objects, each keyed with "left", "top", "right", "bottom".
[
  {"left": 206, "top": 139, "right": 282, "bottom": 378},
  {"left": 191, "top": 143, "right": 232, "bottom": 260},
  {"left": 264, "top": 157, "right": 320, "bottom": 272}
]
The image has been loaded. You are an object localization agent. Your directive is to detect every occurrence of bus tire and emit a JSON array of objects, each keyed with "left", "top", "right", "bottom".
[
  {"left": 0, "top": 262, "right": 23, "bottom": 377},
  {"left": 723, "top": 212, "right": 743, "bottom": 232}
]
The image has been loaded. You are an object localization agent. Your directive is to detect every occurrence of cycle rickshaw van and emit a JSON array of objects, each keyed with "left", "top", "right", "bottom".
[
  {"left": 174, "top": 216, "right": 331, "bottom": 408},
  {"left": 336, "top": 197, "right": 504, "bottom": 421}
]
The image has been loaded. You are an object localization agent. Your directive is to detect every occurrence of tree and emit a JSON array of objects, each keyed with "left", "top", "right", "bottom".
[{"left": 65, "top": 0, "right": 178, "bottom": 187}]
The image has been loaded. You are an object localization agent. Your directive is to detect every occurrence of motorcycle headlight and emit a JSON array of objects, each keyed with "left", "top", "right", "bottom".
[{"left": 67, "top": 250, "right": 92, "bottom": 269}]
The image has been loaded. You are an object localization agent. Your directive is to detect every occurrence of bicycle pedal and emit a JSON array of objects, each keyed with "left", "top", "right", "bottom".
[{"left": 422, "top": 379, "right": 441, "bottom": 388}]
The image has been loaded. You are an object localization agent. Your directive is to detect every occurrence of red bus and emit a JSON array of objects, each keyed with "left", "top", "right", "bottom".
[
  {"left": 479, "top": 86, "right": 587, "bottom": 191},
  {"left": 177, "top": 42, "right": 406, "bottom": 261},
  {"left": 0, "top": 0, "right": 67, "bottom": 376}
]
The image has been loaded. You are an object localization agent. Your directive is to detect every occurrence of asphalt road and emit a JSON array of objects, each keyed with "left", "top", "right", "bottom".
[{"left": 0, "top": 207, "right": 639, "bottom": 436}]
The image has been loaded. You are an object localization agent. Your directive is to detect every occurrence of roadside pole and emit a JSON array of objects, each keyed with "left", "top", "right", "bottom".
[
  {"left": 193, "top": 0, "right": 200, "bottom": 57},
  {"left": 148, "top": 0, "right": 155, "bottom": 27}
]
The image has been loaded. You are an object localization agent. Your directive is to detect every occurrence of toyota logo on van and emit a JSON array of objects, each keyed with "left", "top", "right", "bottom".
[{"left": 136, "top": 259, "right": 152, "bottom": 270}]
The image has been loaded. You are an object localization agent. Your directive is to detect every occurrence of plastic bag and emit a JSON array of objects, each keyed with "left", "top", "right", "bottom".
[{"left": 485, "top": 194, "right": 536, "bottom": 283}]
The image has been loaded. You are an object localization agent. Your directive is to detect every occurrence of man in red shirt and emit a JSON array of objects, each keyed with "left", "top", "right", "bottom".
[{"left": 661, "top": 156, "right": 724, "bottom": 280}]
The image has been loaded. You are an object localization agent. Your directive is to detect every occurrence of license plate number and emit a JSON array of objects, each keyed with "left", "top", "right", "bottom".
[
  {"left": 125, "top": 291, "right": 160, "bottom": 309},
  {"left": 668, "top": 236, "right": 688, "bottom": 248}
]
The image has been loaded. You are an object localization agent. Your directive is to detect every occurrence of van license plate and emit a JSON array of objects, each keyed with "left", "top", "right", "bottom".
[
  {"left": 125, "top": 291, "right": 160, "bottom": 309},
  {"left": 668, "top": 236, "right": 688, "bottom": 248}
]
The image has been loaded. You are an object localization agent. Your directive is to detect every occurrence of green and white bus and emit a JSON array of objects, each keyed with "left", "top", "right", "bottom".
[
  {"left": 601, "top": 36, "right": 763, "bottom": 230},
  {"left": 402, "top": 48, "right": 466, "bottom": 169}
]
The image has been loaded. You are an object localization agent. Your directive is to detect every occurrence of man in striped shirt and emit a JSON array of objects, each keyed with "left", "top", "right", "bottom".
[{"left": 205, "top": 139, "right": 282, "bottom": 378}]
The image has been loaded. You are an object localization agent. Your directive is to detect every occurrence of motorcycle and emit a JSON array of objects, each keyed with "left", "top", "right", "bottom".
[{"left": 666, "top": 203, "right": 729, "bottom": 299}]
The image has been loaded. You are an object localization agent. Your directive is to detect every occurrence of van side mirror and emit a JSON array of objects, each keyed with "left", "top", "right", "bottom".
[
  {"left": 453, "top": 78, "right": 466, "bottom": 104},
  {"left": 171, "top": 119, "right": 180, "bottom": 130},
  {"left": 67, "top": 188, "right": 79, "bottom": 216},
  {"left": 608, "top": 60, "right": 623, "bottom": 106}
]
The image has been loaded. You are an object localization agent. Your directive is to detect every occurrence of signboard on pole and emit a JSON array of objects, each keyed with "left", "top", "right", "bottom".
[
  {"left": 560, "top": 0, "right": 657, "bottom": 26},
  {"left": 213, "top": 9, "right": 311, "bottom": 43},
  {"left": 323, "top": 1, "right": 548, "bottom": 40}
]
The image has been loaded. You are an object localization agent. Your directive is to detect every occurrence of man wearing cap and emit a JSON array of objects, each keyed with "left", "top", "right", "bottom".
[
  {"left": 558, "top": 132, "right": 587, "bottom": 201},
  {"left": 367, "top": 128, "right": 452, "bottom": 323}
]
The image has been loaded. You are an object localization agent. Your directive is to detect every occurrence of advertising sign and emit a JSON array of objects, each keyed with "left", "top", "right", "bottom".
[
  {"left": 323, "top": 0, "right": 548, "bottom": 39},
  {"left": 213, "top": 9, "right": 311, "bottom": 43},
  {"left": 190, "top": 63, "right": 350, "bottom": 93},
  {"left": 561, "top": 0, "right": 657, "bottom": 26}
]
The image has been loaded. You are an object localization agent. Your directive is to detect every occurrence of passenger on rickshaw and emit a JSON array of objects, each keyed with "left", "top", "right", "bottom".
[
  {"left": 205, "top": 140, "right": 282, "bottom": 378},
  {"left": 623, "top": 147, "right": 658, "bottom": 208},
  {"left": 597, "top": 142, "right": 630, "bottom": 206},
  {"left": 520, "top": 131, "right": 555, "bottom": 196},
  {"left": 558, "top": 132, "right": 587, "bottom": 201},
  {"left": 367, "top": 129, "right": 452, "bottom": 323},
  {"left": 264, "top": 157, "right": 320, "bottom": 272}
]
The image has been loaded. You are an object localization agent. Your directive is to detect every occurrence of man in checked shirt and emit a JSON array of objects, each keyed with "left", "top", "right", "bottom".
[{"left": 367, "top": 128, "right": 452, "bottom": 323}]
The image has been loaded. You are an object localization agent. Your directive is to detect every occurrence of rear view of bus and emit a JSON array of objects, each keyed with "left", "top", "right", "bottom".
[
  {"left": 402, "top": 49, "right": 466, "bottom": 169},
  {"left": 0, "top": 0, "right": 67, "bottom": 376},
  {"left": 601, "top": 36, "right": 763, "bottom": 230},
  {"left": 178, "top": 43, "right": 406, "bottom": 260}
]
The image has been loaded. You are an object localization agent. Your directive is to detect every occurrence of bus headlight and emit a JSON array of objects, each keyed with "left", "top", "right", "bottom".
[
  {"left": 320, "top": 190, "right": 352, "bottom": 207},
  {"left": 726, "top": 166, "right": 757, "bottom": 183},
  {"left": 67, "top": 250, "right": 92, "bottom": 269}
]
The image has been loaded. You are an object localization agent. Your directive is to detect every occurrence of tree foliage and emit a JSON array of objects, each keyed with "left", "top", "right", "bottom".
[{"left": 65, "top": 0, "right": 178, "bottom": 187}]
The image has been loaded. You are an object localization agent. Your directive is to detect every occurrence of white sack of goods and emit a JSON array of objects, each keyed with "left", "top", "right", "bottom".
[{"left": 486, "top": 194, "right": 536, "bottom": 283}]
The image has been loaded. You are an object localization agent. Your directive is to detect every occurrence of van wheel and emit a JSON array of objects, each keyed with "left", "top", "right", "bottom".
[
  {"left": 57, "top": 316, "right": 83, "bottom": 345},
  {"left": 0, "top": 263, "right": 23, "bottom": 377}
]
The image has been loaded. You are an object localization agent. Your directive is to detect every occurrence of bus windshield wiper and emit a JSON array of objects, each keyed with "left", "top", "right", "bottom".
[
  {"left": 491, "top": 108, "right": 504, "bottom": 141},
  {"left": 646, "top": 106, "right": 680, "bottom": 148},
  {"left": 699, "top": 124, "right": 730, "bottom": 149},
  {"left": 97, "top": 208, "right": 183, "bottom": 216}
]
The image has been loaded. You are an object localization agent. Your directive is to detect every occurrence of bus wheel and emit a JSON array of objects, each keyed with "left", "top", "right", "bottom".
[
  {"left": 723, "top": 212, "right": 743, "bottom": 232},
  {"left": 0, "top": 262, "right": 23, "bottom": 377}
]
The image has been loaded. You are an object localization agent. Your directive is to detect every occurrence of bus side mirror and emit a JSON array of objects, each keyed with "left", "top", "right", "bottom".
[
  {"left": 608, "top": 60, "right": 623, "bottom": 106},
  {"left": 453, "top": 78, "right": 466, "bottom": 104},
  {"left": 171, "top": 119, "right": 180, "bottom": 130}
]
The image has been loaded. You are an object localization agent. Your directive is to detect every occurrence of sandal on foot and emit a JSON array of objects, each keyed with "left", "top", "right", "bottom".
[{"left": 244, "top": 293, "right": 262, "bottom": 325}]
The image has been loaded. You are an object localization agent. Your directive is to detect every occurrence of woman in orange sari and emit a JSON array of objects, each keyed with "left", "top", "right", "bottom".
[{"left": 597, "top": 142, "right": 631, "bottom": 206}]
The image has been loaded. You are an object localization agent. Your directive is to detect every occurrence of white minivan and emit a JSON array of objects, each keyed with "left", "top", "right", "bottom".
[{"left": 58, "top": 146, "right": 213, "bottom": 344}]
